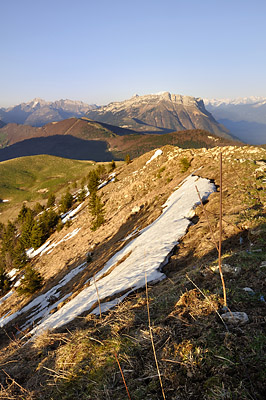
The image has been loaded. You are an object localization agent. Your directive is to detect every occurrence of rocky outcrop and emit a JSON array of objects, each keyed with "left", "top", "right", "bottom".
[{"left": 86, "top": 92, "right": 232, "bottom": 139}]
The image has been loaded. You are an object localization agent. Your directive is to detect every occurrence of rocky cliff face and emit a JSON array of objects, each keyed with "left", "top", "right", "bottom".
[
  {"left": 86, "top": 92, "right": 232, "bottom": 139},
  {"left": 0, "top": 98, "right": 97, "bottom": 127}
]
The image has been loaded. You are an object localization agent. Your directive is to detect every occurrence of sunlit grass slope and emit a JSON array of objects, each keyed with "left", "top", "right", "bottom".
[{"left": 0, "top": 155, "right": 95, "bottom": 222}]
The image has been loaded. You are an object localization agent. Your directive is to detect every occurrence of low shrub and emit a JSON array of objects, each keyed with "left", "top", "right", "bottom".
[
  {"left": 17, "top": 266, "right": 43, "bottom": 296},
  {"left": 180, "top": 157, "right": 191, "bottom": 173}
]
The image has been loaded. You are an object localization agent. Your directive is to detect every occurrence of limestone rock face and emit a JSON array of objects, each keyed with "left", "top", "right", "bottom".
[{"left": 86, "top": 92, "right": 232, "bottom": 139}]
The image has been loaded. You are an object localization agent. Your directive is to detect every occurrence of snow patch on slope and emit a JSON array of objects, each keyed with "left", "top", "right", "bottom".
[
  {"left": 146, "top": 149, "right": 163, "bottom": 164},
  {"left": 0, "top": 262, "right": 87, "bottom": 329},
  {"left": 26, "top": 228, "right": 80, "bottom": 258},
  {"left": 27, "top": 175, "right": 216, "bottom": 338}
]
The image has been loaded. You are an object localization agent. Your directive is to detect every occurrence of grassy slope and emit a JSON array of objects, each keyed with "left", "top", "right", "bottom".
[
  {"left": 0, "top": 155, "right": 95, "bottom": 222},
  {"left": 0, "top": 145, "right": 265, "bottom": 399}
]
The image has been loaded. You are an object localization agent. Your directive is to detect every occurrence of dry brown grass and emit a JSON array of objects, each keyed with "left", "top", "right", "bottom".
[
  {"left": 0, "top": 145, "right": 266, "bottom": 399},
  {"left": 169, "top": 289, "right": 221, "bottom": 320}
]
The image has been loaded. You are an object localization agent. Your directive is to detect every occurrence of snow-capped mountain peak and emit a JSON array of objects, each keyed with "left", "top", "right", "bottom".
[
  {"left": 0, "top": 99, "right": 97, "bottom": 127},
  {"left": 204, "top": 96, "right": 266, "bottom": 107},
  {"left": 204, "top": 96, "right": 266, "bottom": 144}
]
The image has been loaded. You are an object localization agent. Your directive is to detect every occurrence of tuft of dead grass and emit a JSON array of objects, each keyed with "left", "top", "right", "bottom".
[{"left": 167, "top": 289, "right": 221, "bottom": 321}]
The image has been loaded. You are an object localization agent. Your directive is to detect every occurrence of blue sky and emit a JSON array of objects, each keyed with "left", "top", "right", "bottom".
[{"left": 1, "top": 0, "right": 266, "bottom": 107}]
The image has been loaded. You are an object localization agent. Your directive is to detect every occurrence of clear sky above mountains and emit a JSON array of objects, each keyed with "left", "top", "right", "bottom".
[{"left": 1, "top": 0, "right": 266, "bottom": 107}]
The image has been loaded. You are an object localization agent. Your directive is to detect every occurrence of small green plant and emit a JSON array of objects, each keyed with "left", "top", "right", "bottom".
[
  {"left": 30, "top": 221, "right": 46, "bottom": 250},
  {"left": 1, "top": 221, "right": 28, "bottom": 270},
  {"left": 77, "top": 188, "right": 86, "bottom": 202},
  {"left": 65, "top": 219, "right": 72, "bottom": 229},
  {"left": 59, "top": 191, "right": 73, "bottom": 213},
  {"left": 87, "top": 170, "right": 100, "bottom": 193},
  {"left": 109, "top": 160, "right": 116, "bottom": 172},
  {"left": 180, "top": 157, "right": 191, "bottom": 173},
  {"left": 56, "top": 220, "right": 64, "bottom": 232},
  {"left": 89, "top": 192, "right": 105, "bottom": 231},
  {"left": 17, "top": 266, "right": 43, "bottom": 296},
  {"left": 46, "top": 193, "right": 56, "bottom": 208},
  {"left": 87, "top": 253, "right": 92, "bottom": 263},
  {"left": 88, "top": 170, "right": 105, "bottom": 230},
  {"left": 80, "top": 177, "right": 87, "bottom": 188},
  {"left": 34, "top": 202, "right": 44, "bottom": 215},
  {"left": 96, "top": 164, "right": 107, "bottom": 179},
  {"left": 17, "top": 203, "right": 30, "bottom": 224},
  {"left": 125, "top": 154, "right": 131, "bottom": 165},
  {"left": 156, "top": 166, "right": 165, "bottom": 179},
  {"left": 0, "top": 266, "right": 11, "bottom": 295}
]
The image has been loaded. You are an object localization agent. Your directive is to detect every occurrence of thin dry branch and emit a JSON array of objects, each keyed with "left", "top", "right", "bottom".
[
  {"left": 219, "top": 153, "right": 227, "bottom": 307},
  {"left": 145, "top": 273, "right": 166, "bottom": 400},
  {"left": 195, "top": 185, "right": 219, "bottom": 252},
  {"left": 114, "top": 352, "right": 131, "bottom": 400},
  {"left": 1, "top": 369, "right": 30, "bottom": 395}
]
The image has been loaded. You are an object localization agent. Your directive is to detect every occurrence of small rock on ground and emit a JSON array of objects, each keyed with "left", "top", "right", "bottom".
[
  {"left": 221, "top": 311, "right": 249, "bottom": 325},
  {"left": 210, "top": 263, "right": 241, "bottom": 276}
]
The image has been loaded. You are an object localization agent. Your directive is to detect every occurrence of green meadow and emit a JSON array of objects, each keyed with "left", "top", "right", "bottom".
[{"left": 0, "top": 155, "right": 98, "bottom": 222}]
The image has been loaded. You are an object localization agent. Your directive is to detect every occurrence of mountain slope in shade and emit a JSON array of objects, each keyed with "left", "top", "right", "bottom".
[
  {"left": 0, "top": 117, "right": 240, "bottom": 162},
  {"left": 86, "top": 92, "right": 232, "bottom": 139},
  {"left": 204, "top": 97, "right": 266, "bottom": 144},
  {"left": 0, "top": 117, "right": 136, "bottom": 149},
  {"left": 0, "top": 98, "right": 97, "bottom": 127}
]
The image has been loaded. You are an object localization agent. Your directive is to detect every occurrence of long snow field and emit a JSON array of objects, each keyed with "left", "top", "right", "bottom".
[{"left": 25, "top": 175, "right": 216, "bottom": 338}]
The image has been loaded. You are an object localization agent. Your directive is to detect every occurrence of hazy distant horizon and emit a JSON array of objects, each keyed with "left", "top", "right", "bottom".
[
  {"left": 1, "top": 92, "right": 266, "bottom": 109},
  {"left": 1, "top": 0, "right": 266, "bottom": 108}
]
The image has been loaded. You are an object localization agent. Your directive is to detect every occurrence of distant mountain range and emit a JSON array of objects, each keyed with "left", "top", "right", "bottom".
[
  {"left": 0, "top": 98, "right": 97, "bottom": 127},
  {"left": 204, "top": 97, "right": 266, "bottom": 144},
  {"left": 1, "top": 94, "right": 265, "bottom": 144},
  {"left": 86, "top": 92, "right": 232, "bottom": 139},
  {"left": 0, "top": 93, "right": 232, "bottom": 140}
]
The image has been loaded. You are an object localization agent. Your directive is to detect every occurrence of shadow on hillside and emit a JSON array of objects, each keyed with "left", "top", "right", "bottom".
[
  {"left": 1, "top": 217, "right": 265, "bottom": 399},
  {"left": 0, "top": 212, "right": 266, "bottom": 399},
  {"left": 132, "top": 118, "right": 175, "bottom": 134},
  {"left": 0, "top": 135, "right": 121, "bottom": 162},
  {"left": 163, "top": 228, "right": 250, "bottom": 277},
  {"left": 89, "top": 120, "right": 142, "bottom": 136}
]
